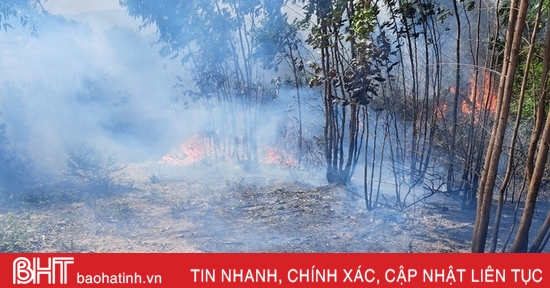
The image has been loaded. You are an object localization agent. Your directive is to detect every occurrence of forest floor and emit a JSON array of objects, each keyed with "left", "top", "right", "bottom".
[{"left": 0, "top": 161, "right": 548, "bottom": 252}]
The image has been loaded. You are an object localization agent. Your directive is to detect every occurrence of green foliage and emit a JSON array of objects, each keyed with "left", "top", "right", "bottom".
[
  {"left": 510, "top": 40, "right": 548, "bottom": 119},
  {"left": 495, "top": 0, "right": 550, "bottom": 120},
  {"left": 390, "top": 0, "right": 452, "bottom": 28},
  {"left": 351, "top": 0, "right": 379, "bottom": 38},
  {"left": 121, "top": 0, "right": 286, "bottom": 67},
  {"left": 66, "top": 143, "right": 126, "bottom": 190},
  {"left": 305, "top": 0, "right": 394, "bottom": 107},
  {"left": 121, "top": 0, "right": 288, "bottom": 165},
  {"left": 253, "top": 15, "right": 302, "bottom": 71},
  {"left": 499, "top": 0, "right": 549, "bottom": 30},
  {"left": 301, "top": 0, "right": 398, "bottom": 183}
]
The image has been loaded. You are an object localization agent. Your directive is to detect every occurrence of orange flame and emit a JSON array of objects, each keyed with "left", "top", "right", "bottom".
[
  {"left": 435, "top": 103, "right": 447, "bottom": 120},
  {"left": 160, "top": 134, "right": 299, "bottom": 167},
  {"left": 160, "top": 135, "right": 209, "bottom": 165},
  {"left": 449, "top": 86, "right": 456, "bottom": 94},
  {"left": 461, "top": 71, "right": 497, "bottom": 116},
  {"left": 260, "top": 146, "right": 298, "bottom": 167}
]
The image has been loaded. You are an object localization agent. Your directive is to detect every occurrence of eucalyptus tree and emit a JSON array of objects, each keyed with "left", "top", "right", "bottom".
[
  {"left": 120, "top": 0, "right": 286, "bottom": 168},
  {"left": 301, "top": 0, "right": 387, "bottom": 185},
  {"left": 361, "top": 0, "right": 458, "bottom": 209},
  {"left": 455, "top": 0, "right": 550, "bottom": 253},
  {"left": 468, "top": 0, "right": 550, "bottom": 253},
  {"left": 511, "top": 0, "right": 550, "bottom": 252},
  {"left": 253, "top": 13, "right": 311, "bottom": 165},
  {"left": 484, "top": 0, "right": 547, "bottom": 253}
]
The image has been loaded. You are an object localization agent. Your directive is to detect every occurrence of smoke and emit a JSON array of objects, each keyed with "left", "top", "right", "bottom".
[
  {"left": 0, "top": 5, "right": 328, "bottom": 186},
  {"left": 0, "top": 9, "right": 190, "bottom": 181},
  {"left": 0, "top": 0, "right": 488, "bottom": 186}
]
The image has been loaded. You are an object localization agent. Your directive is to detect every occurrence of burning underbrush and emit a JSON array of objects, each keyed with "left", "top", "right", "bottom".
[
  {"left": 260, "top": 147, "right": 299, "bottom": 167},
  {"left": 447, "top": 69, "right": 497, "bottom": 119},
  {"left": 159, "top": 128, "right": 324, "bottom": 168},
  {"left": 160, "top": 134, "right": 211, "bottom": 165}
]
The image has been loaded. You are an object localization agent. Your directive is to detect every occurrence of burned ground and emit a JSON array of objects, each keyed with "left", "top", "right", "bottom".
[{"left": 0, "top": 161, "right": 502, "bottom": 253}]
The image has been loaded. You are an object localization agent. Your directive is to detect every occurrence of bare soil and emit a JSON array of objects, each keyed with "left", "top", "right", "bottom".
[{"left": 1, "top": 161, "right": 545, "bottom": 252}]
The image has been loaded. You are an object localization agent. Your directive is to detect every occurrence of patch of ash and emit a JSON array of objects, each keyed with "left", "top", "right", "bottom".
[{"left": 173, "top": 180, "right": 416, "bottom": 252}]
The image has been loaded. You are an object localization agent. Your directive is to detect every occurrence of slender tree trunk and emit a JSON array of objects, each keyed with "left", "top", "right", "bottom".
[
  {"left": 530, "top": 211, "right": 550, "bottom": 252},
  {"left": 526, "top": 9, "right": 550, "bottom": 180},
  {"left": 472, "top": 0, "right": 528, "bottom": 253},
  {"left": 449, "top": 0, "right": 461, "bottom": 193},
  {"left": 512, "top": 8, "right": 550, "bottom": 252},
  {"left": 490, "top": 0, "right": 544, "bottom": 252}
]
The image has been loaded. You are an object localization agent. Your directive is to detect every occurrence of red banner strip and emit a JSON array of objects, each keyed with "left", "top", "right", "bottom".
[{"left": 0, "top": 253, "right": 548, "bottom": 287}]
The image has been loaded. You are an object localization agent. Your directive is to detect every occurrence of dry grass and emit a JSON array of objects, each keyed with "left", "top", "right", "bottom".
[{"left": 0, "top": 161, "right": 546, "bottom": 252}]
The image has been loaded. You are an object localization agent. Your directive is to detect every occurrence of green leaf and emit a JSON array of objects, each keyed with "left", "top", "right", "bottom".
[{"left": 466, "top": 1, "right": 475, "bottom": 12}]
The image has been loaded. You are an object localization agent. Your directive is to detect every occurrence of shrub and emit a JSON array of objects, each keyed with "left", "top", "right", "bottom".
[{"left": 66, "top": 143, "right": 126, "bottom": 190}]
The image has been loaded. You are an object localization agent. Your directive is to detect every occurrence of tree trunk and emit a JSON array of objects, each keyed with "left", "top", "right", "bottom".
[
  {"left": 489, "top": 0, "right": 544, "bottom": 252},
  {"left": 471, "top": 0, "right": 528, "bottom": 253},
  {"left": 511, "top": 6, "right": 550, "bottom": 252}
]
